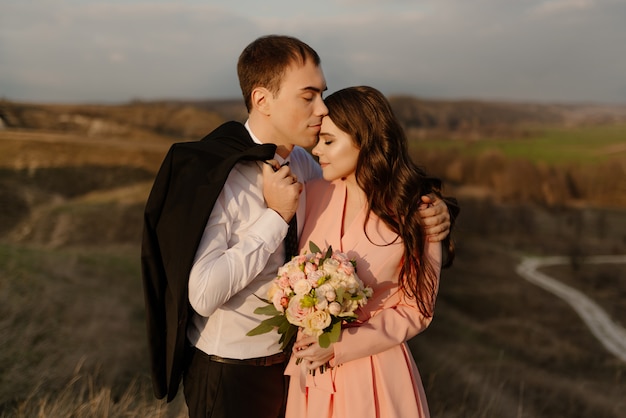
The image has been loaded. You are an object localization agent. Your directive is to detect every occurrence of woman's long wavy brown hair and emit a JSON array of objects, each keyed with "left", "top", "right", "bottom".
[{"left": 324, "top": 86, "right": 450, "bottom": 317}]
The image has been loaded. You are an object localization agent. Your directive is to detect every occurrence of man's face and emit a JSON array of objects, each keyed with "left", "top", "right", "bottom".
[{"left": 267, "top": 61, "right": 328, "bottom": 149}]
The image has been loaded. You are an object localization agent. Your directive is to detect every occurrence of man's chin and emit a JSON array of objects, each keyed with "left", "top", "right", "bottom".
[{"left": 298, "top": 136, "right": 319, "bottom": 149}]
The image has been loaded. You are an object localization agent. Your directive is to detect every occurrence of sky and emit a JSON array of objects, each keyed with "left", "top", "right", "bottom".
[{"left": 1, "top": 0, "right": 625, "bottom": 105}]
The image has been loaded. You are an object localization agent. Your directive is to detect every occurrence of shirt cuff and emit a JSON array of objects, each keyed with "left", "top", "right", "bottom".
[{"left": 250, "top": 208, "right": 289, "bottom": 253}]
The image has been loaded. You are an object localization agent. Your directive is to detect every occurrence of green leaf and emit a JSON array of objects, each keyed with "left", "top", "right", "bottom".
[
  {"left": 252, "top": 293, "right": 271, "bottom": 304},
  {"left": 335, "top": 287, "right": 345, "bottom": 303},
  {"left": 319, "top": 332, "right": 331, "bottom": 348},
  {"left": 246, "top": 315, "right": 285, "bottom": 336},
  {"left": 277, "top": 317, "right": 292, "bottom": 334},
  {"left": 264, "top": 315, "right": 288, "bottom": 327},
  {"left": 279, "top": 324, "right": 298, "bottom": 350},
  {"left": 309, "top": 241, "right": 321, "bottom": 254},
  {"left": 301, "top": 294, "right": 317, "bottom": 308},
  {"left": 246, "top": 322, "right": 275, "bottom": 336},
  {"left": 318, "top": 321, "right": 342, "bottom": 348},
  {"left": 327, "top": 321, "right": 342, "bottom": 343},
  {"left": 253, "top": 304, "right": 282, "bottom": 316}
]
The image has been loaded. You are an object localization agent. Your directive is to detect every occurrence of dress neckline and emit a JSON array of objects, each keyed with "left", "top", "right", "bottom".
[{"left": 338, "top": 180, "right": 367, "bottom": 245}]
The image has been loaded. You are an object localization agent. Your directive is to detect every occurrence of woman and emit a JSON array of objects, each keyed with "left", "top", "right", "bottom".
[{"left": 284, "top": 86, "right": 452, "bottom": 418}]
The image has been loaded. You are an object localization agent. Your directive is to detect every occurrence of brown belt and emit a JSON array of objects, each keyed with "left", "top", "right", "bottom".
[{"left": 206, "top": 351, "right": 288, "bottom": 367}]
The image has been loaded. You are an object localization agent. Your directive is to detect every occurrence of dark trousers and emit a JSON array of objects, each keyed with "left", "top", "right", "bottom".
[{"left": 183, "top": 347, "right": 288, "bottom": 418}]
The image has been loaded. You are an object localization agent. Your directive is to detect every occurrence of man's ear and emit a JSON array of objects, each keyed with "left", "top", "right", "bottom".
[{"left": 251, "top": 87, "right": 271, "bottom": 116}]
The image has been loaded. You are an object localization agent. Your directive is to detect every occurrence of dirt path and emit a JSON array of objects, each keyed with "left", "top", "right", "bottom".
[{"left": 516, "top": 255, "right": 626, "bottom": 363}]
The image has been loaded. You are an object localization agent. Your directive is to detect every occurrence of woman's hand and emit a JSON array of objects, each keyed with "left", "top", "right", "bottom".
[{"left": 292, "top": 334, "right": 335, "bottom": 371}]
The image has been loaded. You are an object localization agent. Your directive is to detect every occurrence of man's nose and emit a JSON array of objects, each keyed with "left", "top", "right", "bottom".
[{"left": 315, "top": 97, "right": 328, "bottom": 117}]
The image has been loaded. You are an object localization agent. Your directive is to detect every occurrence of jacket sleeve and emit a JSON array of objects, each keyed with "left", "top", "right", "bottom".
[
  {"left": 442, "top": 195, "right": 459, "bottom": 268},
  {"left": 140, "top": 146, "right": 175, "bottom": 399}
]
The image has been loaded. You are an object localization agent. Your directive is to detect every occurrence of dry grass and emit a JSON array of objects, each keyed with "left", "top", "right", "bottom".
[
  {"left": 411, "top": 233, "right": 626, "bottom": 418},
  {"left": 2, "top": 203, "right": 625, "bottom": 417},
  {"left": 3, "top": 367, "right": 187, "bottom": 418},
  {"left": 0, "top": 243, "right": 185, "bottom": 417},
  {"left": 1, "top": 118, "right": 625, "bottom": 417}
]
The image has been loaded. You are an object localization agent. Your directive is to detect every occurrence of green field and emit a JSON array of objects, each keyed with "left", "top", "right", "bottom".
[{"left": 409, "top": 124, "right": 626, "bottom": 165}]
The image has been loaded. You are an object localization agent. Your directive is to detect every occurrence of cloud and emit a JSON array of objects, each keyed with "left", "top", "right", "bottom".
[
  {"left": 531, "top": 0, "right": 594, "bottom": 17},
  {"left": 1, "top": 0, "right": 625, "bottom": 104},
  {"left": 0, "top": 1, "right": 260, "bottom": 101}
]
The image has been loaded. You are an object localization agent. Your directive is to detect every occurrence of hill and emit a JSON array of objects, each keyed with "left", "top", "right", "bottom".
[
  {"left": 3, "top": 97, "right": 626, "bottom": 141},
  {"left": 0, "top": 97, "right": 625, "bottom": 417}
]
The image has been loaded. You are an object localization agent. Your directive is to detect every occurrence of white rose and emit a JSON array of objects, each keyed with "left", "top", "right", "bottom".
[
  {"left": 293, "top": 279, "right": 312, "bottom": 295},
  {"left": 288, "top": 270, "right": 306, "bottom": 288},
  {"left": 328, "top": 301, "right": 342, "bottom": 316},
  {"left": 322, "top": 258, "right": 340, "bottom": 274},
  {"left": 316, "top": 283, "right": 334, "bottom": 298},
  {"left": 277, "top": 258, "right": 301, "bottom": 276},
  {"left": 302, "top": 310, "right": 331, "bottom": 337},
  {"left": 341, "top": 299, "right": 358, "bottom": 315},
  {"left": 315, "top": 298, "right": 328, "bottom": 311}
]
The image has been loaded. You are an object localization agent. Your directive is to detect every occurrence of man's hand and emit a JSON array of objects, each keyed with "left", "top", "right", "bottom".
[
  {"left": 262, "top": 160, "right": 302, "bottom": 222},
  {"left": 419, "top": 194, "right": 451, "bottom": 242}
]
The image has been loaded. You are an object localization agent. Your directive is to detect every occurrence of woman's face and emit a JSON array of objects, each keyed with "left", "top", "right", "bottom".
[{"left": 312, "top": 115, "right": 360, "bottom": 182}]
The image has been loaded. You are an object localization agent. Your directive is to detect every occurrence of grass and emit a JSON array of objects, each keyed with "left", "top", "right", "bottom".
[
  {"left": 409, "top": 124, "right": 626, "bottom": 165},
  {"left": 0, "top": 242, "right": 188, "bottom": 417},
  {"left": 1, "top": 120, "right": 626, "bottom": 416},
  {"left": 2, "top": 200, "right": 626, "bottom": 417},
  {"left": 410, "top": 224, "right": 626, "bottom": 418},
  {"left": 1, "top": 370, "right": 187, "bottom": 418}
]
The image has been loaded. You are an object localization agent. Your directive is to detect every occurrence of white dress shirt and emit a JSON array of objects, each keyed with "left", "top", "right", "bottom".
[{"left": 187, "top": 123, "right": 322, "bottom": 359}]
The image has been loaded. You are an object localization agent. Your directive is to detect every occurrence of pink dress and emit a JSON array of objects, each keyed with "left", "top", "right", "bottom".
[{"left": 285, "top": 179, "right": 442, "bottom": 418}]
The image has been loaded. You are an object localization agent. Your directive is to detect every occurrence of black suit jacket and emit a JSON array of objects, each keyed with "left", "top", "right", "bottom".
[{"left": 141, "top": 121, "right": 276, "bottom": 401}]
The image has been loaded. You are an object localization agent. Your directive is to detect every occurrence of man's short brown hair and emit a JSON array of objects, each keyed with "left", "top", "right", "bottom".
[{"left": 237, "top": 35, "right": 321, "bottom": 112}]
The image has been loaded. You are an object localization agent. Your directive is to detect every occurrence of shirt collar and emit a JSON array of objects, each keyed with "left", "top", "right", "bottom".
[{"left": 244, "top": 120, "right": 288, "bottom": 165}]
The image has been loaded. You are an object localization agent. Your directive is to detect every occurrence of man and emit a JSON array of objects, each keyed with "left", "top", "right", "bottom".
[{"left": 141, "top": 35, "right": 455, "bottom": 418}]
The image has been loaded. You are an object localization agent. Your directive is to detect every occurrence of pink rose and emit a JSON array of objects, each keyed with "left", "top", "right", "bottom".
[
  {"left": 276, "top": 275, "right": 291, "bottom": 290},
  {"left": 271, "top": 288, "right": 287, "bottom": 312},
  {"left": 285, "top": 294, "right": 313, "bottom": 327},
  {"left": 307, "top": 270, "right": 326, "bottom": 287},
  {"left": 304, "top": 261, "right": 318, "bottom": 274},
  {"left": 288, "top": 270, "right": 306, "bottom": 288},
  {"left": 332, "top": 252, "right": 348, "bottom": 262},
  {"left": 338, "top": 261, "right": 355, "bottom": 276}
]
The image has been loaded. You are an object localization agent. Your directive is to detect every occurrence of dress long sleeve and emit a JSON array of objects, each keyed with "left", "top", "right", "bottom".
[{"left": 331, "top": 241, "right": 441, "bottom": 366}]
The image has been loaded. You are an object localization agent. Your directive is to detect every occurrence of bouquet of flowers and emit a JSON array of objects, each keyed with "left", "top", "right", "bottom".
[{"left": 247, "top": 242, "right": 373, "bottom": 349}]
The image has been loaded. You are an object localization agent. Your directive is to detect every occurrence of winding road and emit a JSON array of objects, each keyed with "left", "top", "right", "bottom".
[{"left": 516, "top": 255, "right": 626, "bottom": 363}]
